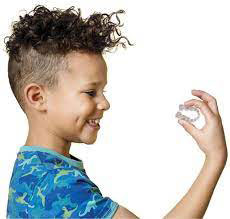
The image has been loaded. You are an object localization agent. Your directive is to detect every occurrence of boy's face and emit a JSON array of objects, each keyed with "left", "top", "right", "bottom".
[
  {"left": 27, "top": 51, "right": 110, "bottom": 148},
  {"left": 49, "top": 52, "right": 110, "bottom": 145}
]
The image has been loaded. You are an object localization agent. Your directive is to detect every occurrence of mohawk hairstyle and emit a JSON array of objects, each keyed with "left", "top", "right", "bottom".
[{"left": 4, "top": 5, "right": 134, "bottom": 113}]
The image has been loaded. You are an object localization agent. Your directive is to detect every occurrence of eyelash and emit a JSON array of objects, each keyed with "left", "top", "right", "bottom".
[{"left": 86, "top": 90, "right": 107, "bottom": 97}]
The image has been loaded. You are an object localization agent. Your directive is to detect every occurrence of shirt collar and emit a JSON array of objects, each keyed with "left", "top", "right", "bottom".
[{"left": 19, "top": 145, "right": 84, "bottom": 170}]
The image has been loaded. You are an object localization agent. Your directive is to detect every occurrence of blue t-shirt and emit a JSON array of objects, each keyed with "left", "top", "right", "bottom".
[{"left": 6, "top": 145, "right": 119, "bottom": 218}]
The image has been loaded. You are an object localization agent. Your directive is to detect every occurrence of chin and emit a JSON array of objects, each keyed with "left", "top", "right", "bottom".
[{"left": 82, "top": 136, "right": 97, "bottom": 145}]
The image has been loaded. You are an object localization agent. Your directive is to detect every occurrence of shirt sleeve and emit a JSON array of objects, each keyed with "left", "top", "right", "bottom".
[{"left": 27, "top": 169, "right": 119, "bottom": 218}]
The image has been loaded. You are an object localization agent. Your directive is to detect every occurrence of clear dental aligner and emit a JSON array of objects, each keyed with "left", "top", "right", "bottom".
[{"left": 175, "top": 104, "right": 200, "bottom": 122}]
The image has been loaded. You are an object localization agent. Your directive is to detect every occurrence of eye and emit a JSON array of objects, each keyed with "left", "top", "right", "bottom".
[
  {"left": 85, "top": 90, "right": 107, "bottom": 97},
  {"left": 86, "top": 90, "right": 96, "bottom": 97}
]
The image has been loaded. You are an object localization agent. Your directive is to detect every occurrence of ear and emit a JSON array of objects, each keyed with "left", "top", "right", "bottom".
[{"left": 23, "top": 83, "right": 47, "bottom": 112}]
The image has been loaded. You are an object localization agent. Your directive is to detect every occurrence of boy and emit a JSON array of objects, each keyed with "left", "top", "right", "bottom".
[{"left": 5, "top": 5, "right": 228, "bottom": 219}]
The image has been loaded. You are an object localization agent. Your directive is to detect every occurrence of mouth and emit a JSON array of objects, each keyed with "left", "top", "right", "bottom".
[{"left": 86, "top": 119, "right": 100, "bottom": 130}]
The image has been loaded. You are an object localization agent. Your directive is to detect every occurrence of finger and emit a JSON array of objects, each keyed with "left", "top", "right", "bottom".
[
  {"left": 191, "top": 90, "right": 219, "bottom": 115},
  {"left": 178, "top": 119, "right": 198, "bottom": 138},
  {"left": 184, "top": 99, "right": 214, "bottom": 123}
]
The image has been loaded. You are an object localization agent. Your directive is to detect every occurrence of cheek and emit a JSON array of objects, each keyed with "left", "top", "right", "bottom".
[
  {"left": 47, "top": 93, "right": 95, "bottom": 126},
  {"left": 47, "top": 91, "right": 77, "bottom": 121},
  {"left": 78, "top": 98, "right": 95, "bottom": 118},
  {"left": 47, "top": 97, "right": 73, "bottom": 125},
  {"left": 73, "top": 95, "right": 95, "bottom": 117},
  {"left": 76, "top": 98, "right": 96, "bottom": 129}
]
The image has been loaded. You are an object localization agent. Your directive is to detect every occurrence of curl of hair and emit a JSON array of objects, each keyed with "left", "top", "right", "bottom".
[
  {"left": 5, "top": 5, "right": 134, "bottom": 61},
  {"left": 4, "top": 5, "right": 134, "bottom": 114}
]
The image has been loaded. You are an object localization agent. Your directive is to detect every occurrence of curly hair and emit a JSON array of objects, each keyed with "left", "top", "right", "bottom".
[{"left": 4, "top": 5, "right": 134, "bottom": 113}]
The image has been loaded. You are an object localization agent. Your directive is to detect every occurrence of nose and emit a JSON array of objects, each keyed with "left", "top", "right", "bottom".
[{"left": 97, "top": 95, "right": 110, "bottom": 111}]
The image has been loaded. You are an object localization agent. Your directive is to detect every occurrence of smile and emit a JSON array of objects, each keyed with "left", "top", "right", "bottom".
[{"left": 86, "top": 120, "right": 100, "bottom": 130}]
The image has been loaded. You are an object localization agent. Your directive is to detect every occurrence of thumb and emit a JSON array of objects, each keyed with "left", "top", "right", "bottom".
[{"left": 178, "top": 119, "right": 198, "bottom": 138}]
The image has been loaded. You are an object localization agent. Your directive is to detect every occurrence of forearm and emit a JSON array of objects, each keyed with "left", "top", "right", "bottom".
[{"left": 163, "top": 154, "right": 227, "bottom": 219}]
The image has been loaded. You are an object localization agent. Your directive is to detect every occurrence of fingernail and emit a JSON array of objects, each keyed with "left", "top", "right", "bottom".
[{"left": 178, "top": 119, "right": 184, "bottom": 125}]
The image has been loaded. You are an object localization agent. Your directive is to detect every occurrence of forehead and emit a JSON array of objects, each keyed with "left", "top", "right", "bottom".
[{"left": 66, "top": 52, "right": 107, "bottom": 84}]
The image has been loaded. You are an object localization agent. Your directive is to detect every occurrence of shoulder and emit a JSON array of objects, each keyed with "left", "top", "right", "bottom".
[
  {"left": 112, "top": 205, "right": 140, "bottom": 219},
  {"left": 26, "top": 168, "right": 119, "bottom": 218}
]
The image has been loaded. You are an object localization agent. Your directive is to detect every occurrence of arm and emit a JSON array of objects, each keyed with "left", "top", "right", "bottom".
[
  {"left": 164, "top": 89, "right": 228, "bottom": 219},
  {"left": 113, "top": 154, "right": 226, "bottom": 219},
  {"left": 163, "top": 153, "right": 227, "bottom": 219}
]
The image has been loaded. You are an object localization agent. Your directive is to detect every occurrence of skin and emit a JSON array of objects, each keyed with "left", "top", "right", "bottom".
[
  {"left": 23, "top": 56, "right": 227, "bottom": 218},
  {"left": 163, "top": 90, "right": 228, "bottom": 219},
  {"left": 23, "top": 51, "right": 110, "bottom": 158},
  {"left": 112, "top": 90, "right": 228, "bottom": 219}
]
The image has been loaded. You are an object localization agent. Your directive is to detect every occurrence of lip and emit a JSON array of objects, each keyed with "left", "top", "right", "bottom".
[
  {"left": 88, "top": 117, "right": 103, "bottom": 120},
  {"left": 86, "top": 121, "right": 100, "bottom": 130}
]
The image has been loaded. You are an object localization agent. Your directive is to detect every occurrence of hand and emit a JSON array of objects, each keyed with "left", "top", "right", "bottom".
[{"left": 178, "top": 89, "right": 228, "bottom": 162}]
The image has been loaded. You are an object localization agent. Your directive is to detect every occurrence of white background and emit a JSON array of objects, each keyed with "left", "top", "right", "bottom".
[{"left": 1, "top": 0, "right": 230, "bottom": 218}]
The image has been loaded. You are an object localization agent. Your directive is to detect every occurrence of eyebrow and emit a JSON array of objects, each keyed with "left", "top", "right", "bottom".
[{"left": 85, "top": 81, "right": 107, "bottom": 86}]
